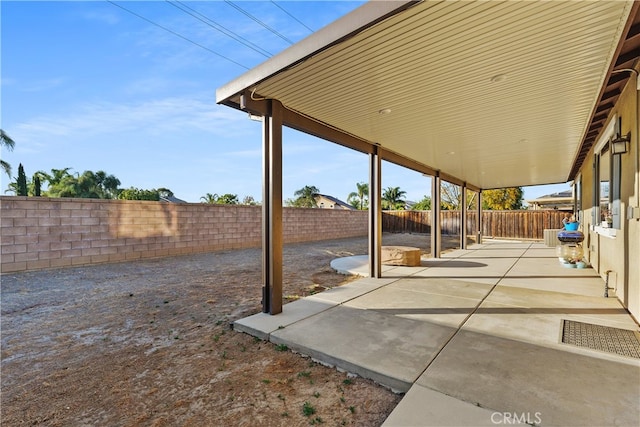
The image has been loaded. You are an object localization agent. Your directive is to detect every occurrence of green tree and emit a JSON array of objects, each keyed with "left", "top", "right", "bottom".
[
  {"left": 75, "top": 171, "right": 120, "bottom": 199},
  {"left": 290, "top": 185, "right": 320, "bottom": 208},
  {"left": 16, "top": 163, "right": 28, "bottom": 196},
  {"left": 37, "top": 168, "right": 74, "bottom": 197},
  {"left": 482, "top": 187, "right": 524, "bottom": 210},
  {"left": 412, "top": 195, "right": 432, "bottom": 210},
  {"left": 201, "top": 193, "right": 218, "bottom": 204},
  {"left": 382, "top": 186, "right": 406, "bottom": 210},
  {"left": 118, "top": 187, "right": 160, "bottom": 201},
  {"left": 38, "top": 168, "right": 120, "bottom": 199},
  {"left": 200, "top": 193, "right": 238, "bottom": 204},
  {"left": 1, "top": 129, "right": 15, "bottom": 177},
  {"left": 215, "top": 193, "right": 239, "bottom": 205},
  {"left": 347, "top": 182, "right": 368, "bottom": 210},
  {"left": 33, "top": 174, "right": 41, "bottom": 196}
]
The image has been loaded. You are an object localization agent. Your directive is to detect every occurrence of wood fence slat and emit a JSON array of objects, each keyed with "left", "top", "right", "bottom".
[{"left": 382, "top": 210, "right": 566, "bottom": 239}]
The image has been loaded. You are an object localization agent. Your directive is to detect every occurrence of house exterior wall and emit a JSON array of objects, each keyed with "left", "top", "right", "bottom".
[
  {"left": 578, "top": 68, "right": 640, "bottom": 322},
  {"left": 0, "top": 197, "right": 368, "bottom": 273}
]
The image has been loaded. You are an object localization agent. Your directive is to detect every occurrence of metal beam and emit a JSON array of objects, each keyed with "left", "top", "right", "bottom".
[
  {"left": 369, "top": 146, "right": 382, "bottom": 278},
  {"left": 461, "top": 183, "right": 467, "bottom": 250},
  {"left": 380, "top": 148, "right": 436, "bottom": 177},
  {"left": 262, "top": 99, "right": 283, "bottom": 315},
  {"left": 431, "top": 173, "right": 441, "bottom": 258},
  {"left": 476, "top": 190, "right": 483, "bottom": 244},
  {"left": 282, "top": 107, "right": 374, "bottom": 155}
]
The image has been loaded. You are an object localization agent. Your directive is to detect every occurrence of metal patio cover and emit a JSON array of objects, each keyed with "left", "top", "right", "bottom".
[{"left": 217, "top": 0, "right": 638, "bottom": 191}]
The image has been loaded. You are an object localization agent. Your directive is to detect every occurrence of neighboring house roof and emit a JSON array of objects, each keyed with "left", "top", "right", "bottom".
[
  {"left": 526, "top": 190, "right": 573, "bottom": 210},
  {"left": 314, "top": 194, "right": 355, "bottom": 210},
  {"left": 160, "top": 195, "right": 187, "bottom": 203}
]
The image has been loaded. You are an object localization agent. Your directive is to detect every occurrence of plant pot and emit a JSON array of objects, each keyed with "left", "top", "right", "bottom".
[
  {"left": 562, "top": 262, "right": 577, "bottom": 268},
  {"left": 565, "top": 222, "right": 579, "bottom": 231},
  {"left": 576, "top": 261, "right": 588, "bottom": 269}
]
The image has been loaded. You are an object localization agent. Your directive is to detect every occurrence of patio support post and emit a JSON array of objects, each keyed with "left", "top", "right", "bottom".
[
  {"left": 262, "top": 99, "right": 283, "bottom": 315},
  {"left": 369, "top": 146, "right": 382, "bottom": 278},
  {"left": 476, "top": 190, "right": 483, "bottom": 244},
  {"left": 431, "top": 173, "right": 441, "bottom": 258},
  {"left": 461, "top": 183, "right": 467, "bottom": 249}
]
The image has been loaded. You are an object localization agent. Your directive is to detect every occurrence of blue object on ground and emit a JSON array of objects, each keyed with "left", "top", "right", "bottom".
[{"left": 564, "top": 222, "right": 579, "bottom": 231}]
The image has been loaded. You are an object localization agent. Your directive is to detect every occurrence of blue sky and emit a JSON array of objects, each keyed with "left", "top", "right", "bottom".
[{"left": 1, "top": 1, "right": 569, "bottom": 204}]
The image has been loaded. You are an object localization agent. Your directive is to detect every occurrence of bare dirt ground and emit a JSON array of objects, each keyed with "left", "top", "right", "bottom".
[{"left": 1, "top": 233, "right": 461, "bottom": 427}]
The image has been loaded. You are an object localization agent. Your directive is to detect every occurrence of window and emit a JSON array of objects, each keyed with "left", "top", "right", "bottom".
[
  {"left": 600, "top": 145, "right": 611, "bottom": 226},
  {"left": 592, "top": 116, "right": 622, "bottom": 233}
]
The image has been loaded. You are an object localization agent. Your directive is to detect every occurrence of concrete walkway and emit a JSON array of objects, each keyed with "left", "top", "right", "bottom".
[{"left": 235, "top": 241, "right": 640, "bottom": 426}]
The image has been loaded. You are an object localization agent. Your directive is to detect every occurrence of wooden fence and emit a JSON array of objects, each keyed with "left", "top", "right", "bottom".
[{"left": 382, "top": 210, "right": 566, "bottom": 240}]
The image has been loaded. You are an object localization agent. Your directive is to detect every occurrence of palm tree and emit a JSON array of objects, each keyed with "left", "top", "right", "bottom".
[
  {"left": 201, "top": 193, "right": 218, "bottom": 204},
  {"left": 293, "top": 185, "right": 320, "bottom": 208},
  {"left": 382, "top": 186, "right": 406, "bottom": 210},
  {"left": 37, "top": 168, "right": 74, "bottom": 197},
  {"left": 1, "top": 129, "right": 16, "bottom": 177},
  {"left": 347, "top": 182, "right": 368, "bottom": 210}
]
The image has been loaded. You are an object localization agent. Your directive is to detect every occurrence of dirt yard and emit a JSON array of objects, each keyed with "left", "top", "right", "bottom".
[{"left": 1, "top": 233, "right": 461, "bottom": 426}]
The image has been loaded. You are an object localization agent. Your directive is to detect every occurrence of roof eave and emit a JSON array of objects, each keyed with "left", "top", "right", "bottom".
[{"left": 216, "top": 0, "right": 418, "bottom": 106}]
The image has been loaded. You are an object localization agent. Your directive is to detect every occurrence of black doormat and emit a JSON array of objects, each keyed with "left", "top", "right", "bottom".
[{"left": 562, "top": 319, "right": 640, "bottom": 359}]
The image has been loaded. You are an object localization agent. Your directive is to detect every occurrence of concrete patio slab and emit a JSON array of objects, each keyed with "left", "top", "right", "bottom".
[
  {"left": 520, "top": 247, "right": 558, "bottom": 258},
  {"left": 330, "top": 254, "right": 369, "bottom": 276},
  {"left": 457, "top": 248, "right": 527, "bottom": 258},
  {"left": 417, "top": 329, "right": 640, "bottom": 427},
  {"left": 382, "top": 384, "right": 504, "bottom": 427},
  {"left": 306, "top": 277, "right": 396, "bottom": 304},
  {"left": 390, "top": 277, "right": 494, "bottom": 300},
  {"left": 270, "top": 305, "right": 457, "bottom": 392},
  {"left": 233, "top": 298, "right": 336, "bottom": 340},
  {"left": 411, "top": 256, "right": 517, "bottom": 282},
  {"left": 330, "top": 255, "right": 408, "bottom": 277},
  {"left": 235, "top": 240, "right": 640, "bottom": 426},
  {"left": 464, "top": 286, "right": 640, "bottom": 354},
  {"left": 343, "top": 284, "right": 482, "bottom": 328},
  {"left": 507, "top": 256, "right": 598, "bottom": 277},
  {"left": 498, "top": 275, "right": 606, "bottom": 297}
]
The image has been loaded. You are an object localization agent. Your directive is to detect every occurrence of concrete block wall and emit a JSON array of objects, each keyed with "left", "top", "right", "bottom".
[{"left": 0, "top": 197, "right": 368, "bottom": 273}]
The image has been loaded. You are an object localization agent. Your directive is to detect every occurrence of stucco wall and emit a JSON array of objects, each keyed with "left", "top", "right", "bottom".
[
  {"left": 578, "top": 67, "right": 640, "bottom": 322},
  {"left": 0, "top": 197, "right": 368, "bottom": 273}
]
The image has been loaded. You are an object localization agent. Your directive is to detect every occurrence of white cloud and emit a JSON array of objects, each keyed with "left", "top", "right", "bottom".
[{"left": 10, "top": 95, "right": 252, "bottom": 149}]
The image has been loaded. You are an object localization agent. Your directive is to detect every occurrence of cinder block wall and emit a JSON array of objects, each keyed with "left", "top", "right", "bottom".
[{"left": 0, "top": 197, "right": 367, "bottom": 273}]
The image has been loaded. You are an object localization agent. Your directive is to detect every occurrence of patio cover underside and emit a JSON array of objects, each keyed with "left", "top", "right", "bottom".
[{"left": 217, "top": 0, "right": 640, "bottom": 190}]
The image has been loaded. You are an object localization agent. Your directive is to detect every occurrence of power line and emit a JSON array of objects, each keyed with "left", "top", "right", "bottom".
[
  {"left": 167, "top": 0, "right": 272, "bottom": 58},
  {"left": 270, "top": 1, "right": 314, "bottom": 33},
  {"left": 106, "top": 0, "right": 249, "bottom": 70},
  {"left": 224, "top": 0, "right": 294, "bottom": 45}
]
